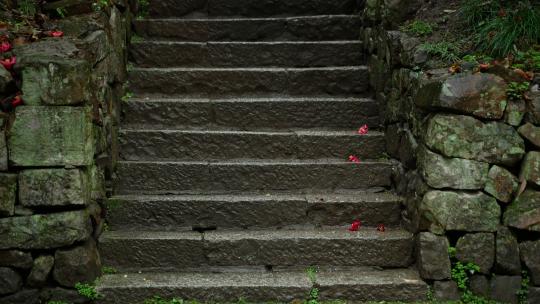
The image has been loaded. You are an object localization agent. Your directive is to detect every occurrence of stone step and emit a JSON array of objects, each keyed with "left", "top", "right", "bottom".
[
  {"left": 99, "top": 228, "right": 414, "bottom": 271},
  {"left": 105, "top": 191, "right": 403, "bottom": 231},
  {"left": 121, "top": 97, "right": 379, "bottom": 130},
  {"left": 119, "top": 129, "right": 385, "bottom": 161},
  {"left": 130, "top": 41, "right": 363, "bottom": 68},
  {"left": 144, "top": 0, "right": 358, "bottom": 18},
  {"left": 134, "top": 15, "right": 361, "bottom": 42},
  {"left": 128, "top": 67, "right": 369, "bottom": 96},
  {"left": 113, "top": 159, "right": 396, "bottom": 194},
  {"left": 95, "top": 268, "right": 428, "bottom": 303}
]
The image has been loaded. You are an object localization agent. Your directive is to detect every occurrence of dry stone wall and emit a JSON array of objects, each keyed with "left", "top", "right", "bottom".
[
  {"left": 362, "top": 0, "right": 540, "bottom": 302},
  {"left": 0, "top": 0, "right": 132, "bottom": 302}
]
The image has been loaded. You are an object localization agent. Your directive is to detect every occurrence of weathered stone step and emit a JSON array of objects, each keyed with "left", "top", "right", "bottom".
[
  {"left": 144, "top": 0, "right": 357, "bottom": 18},
  {"left": 105, "top": 192, "right": 403, "bottom": 231},
  {"left": 119, "top": 129, "right": 385, "bottom": 161},
  {"left": 99, "top": 228, "right": 414, "bottom": 271},
  {"left": 114, "top": 160, "right": 395, "bottom": 194},
  {"left": 95, "top": 268, "right": 428, "bottom": 303},
  {"left": 134, "top": 15, "right": 361, "bottom": 41},
  {"left": 130, "top": 41, "right": 363, "bottom": 67},
  {"left": 122, "top": 97, "right": 379, "bottom": 130},
  {"left": 128, "top": 67, "right": 369, "bottom": 96}
]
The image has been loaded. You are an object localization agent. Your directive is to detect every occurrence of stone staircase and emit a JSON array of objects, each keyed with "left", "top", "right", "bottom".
[{"left": 96, "top": 0, "right": 428, "bottom": 302}]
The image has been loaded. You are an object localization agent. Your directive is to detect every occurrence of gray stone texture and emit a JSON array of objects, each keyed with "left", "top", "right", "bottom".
[
  {"left": 416, "top": 232, "right": 451, "bottom": 280},
  {"left": 0, "top": 174, "right": 17, "bottom": 217},
  {"left": 19, "top": 169, "right": 88, "bottom": 207},
  {"left": 432, "top": 280, "right": 460, "bottom": 301},
  {"left": 484, "top": 165, "right": 519, "bottom": 203},
  {"left": 456, "top": 233, "right": 495, "bottom": 274},
  {"left": 505, "top": 99, "right": 526, "bottom": 126},
  {"left": 0, "top": 250, "right": 33, "bottom": 269},
  {"left": 415, "top": 72, "right": 508, "bottom": 119},
  {"left": 53, "top": 239, "right": 102, "bottom": 287},
  {"left": 27, "top": 255, "right": 54, "bottom": 287},
  {"left": 0, "top": 289, "right": 39, "bottom": 304},
  {"left": 39, "top": 287, "right": 88, "bottom": 304},
  {"left": 504, "top": 190, "right": 540, "bottom": 231},
  {"left": 419, "top": 190, "right": 500, "bottom": 234},
  {"left": 527, "top": 84, "right": 540, "bottom": 124},
  {"left": 519, "top": 240, "right": 540, "bottom": 286},
  {"left": 418, "top": 147, "right": 488, "bottom": 190},
  {"left": 520, "top": 151, "right": 540, "bottom": 187},
  {"left": 490, "top": 275, "right": 521, "bottom": 304},
  {"left": 529, "top": 287, "right": 540, "bottom": 303},
  {"left": 0, "top": 66, "right": 13, "bottom": 93},
  {"left": 424, "top": 114, "right": 525, "bottom": 166},
  {"left": 0, "top": 267, "right": 22, "bottom": 295},
  {"left": 0, "top": 210, "right": 91, "bottom": 249},
  {"left": 0, "top": 132, "right": 7, "bottom": 171},
  {"left": 495, "top": 226, "right": 521, "bottom": 275},
  {"left": 470, "top": 275, "right": 490, "bottom": 298},
  {"left": 518, "top": 123, "right": 540, "bottom": 149}
]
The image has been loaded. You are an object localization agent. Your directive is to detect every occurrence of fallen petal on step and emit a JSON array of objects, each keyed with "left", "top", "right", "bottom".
[
  {"left": 348, "top": 155, "right": 360, "bottom": 163},
  {"left": 358, "top": 124, "right": 369, "bottom": 135},
  {"left": 348, "top": 219, "right": 361, "bottom": 231}
]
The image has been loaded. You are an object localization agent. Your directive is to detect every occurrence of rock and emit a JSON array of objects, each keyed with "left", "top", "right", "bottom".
[
  {"left": 27, "top": 255, "right": 54, "bottom": 287},
  {"left": 484, "top": 165, "right": 519, "bottom": 203},
  {"left": 0, "top": 174, "right": 16, "bottom": 217},
  {"left": 53, "top": 239, "right": 101, "bottom": 287},
  {"left": 418, "top": 147, "right": 489, "bottom": 190},
  {"left": 470, "top": 275, "right": 490, "bottom": 298},
  {"left": 0, "top": 132, "right": 7, "bottom": 171},
  {"left": 456, "top": 233, "right": 495, "bottom": 274},
  {"left": 504, "top": 190, "right": 540, "bottom": 231},
  {"left": 40, "top": 287, "right": 89, "bottom": 304},
  {"left": 0, "top": 210, "right": 91, "bottom": 249},
  {"left": 0, "top": 66, "right": 13, "bottom": 93},
  {"left": 529, "top": 287, "right": 540, "bottom": 303},
  {"left": 490, "top": 275, "right": 521, "bottom": 304},
  {"left": 419, "top": 190, "right": 500, "bottom": 234},
  {"left": 416, "top": 232, "right": 451, "bottom": 280},
  {"left": 0, "top": 267, "right": 22, "bottom": 295},
  {"left": 0, "top": 250, "right": 33, "bottom": 269},
  {"left": 518, "top": 123, "right": 540, "bottom": 149},
  {"left": 495, "top": 226, "right": 521, "bottom": 275},
  {"left": 0, "top": 289, "right": 39, "bottom": 304},
  {"left": 399, "top": 129, "right": 418, "bottom": 169},
  {"left": 415, "top": 73, "right": 507, "bottom": 119},
  {"left": 432, "top": 280, "right": 460, "bottom": 301},
  {"left": 13, "top": 206, "right": 33, "bottom": 216},
  {"left": 8, "top": 106, "right": 94, "bottom": 167},
  {"left": 520, "top": 151, "right": 540, "bottom": 187},
  {"left": 505, "top": 100, "right": 526, "bottom": 126},
  {"left": 527, "top": 84, "right": 540, "bottom": 124},
  {"left": 425, "top": 114, "right": 525, "bottom": 166},
  {"left": 19, "top": 169, "right": 89, "bottom": 207},
  {"left": 520, "top": 240, "right": 540, "bottom": 286},
  {"left": 385, "top": 124, "right": 401, "bottom": 159},
  {"left": 43, "top": 0, "right": 94, "bottom": 16}
]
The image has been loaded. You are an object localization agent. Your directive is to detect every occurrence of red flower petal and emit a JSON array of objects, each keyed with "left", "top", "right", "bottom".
[
  {"left": 348, "top": 219, "right": 361, "bottom": 231},
  {"left": 1, "top": 56, "right": 16, "bottom": 70},
  {"left": 348, "top": 155, "right": 360, "bottom": 163},
  {"left": 51, "top": 31, "right": 64, "bottom": 37},
  {"left": 377, "top": 224, "right": 386, "bottom": 232},
  {"left": 12, "top": 95, "right": 24, "bottom": 108},
  {"left": 357, "top": 124, "right": 369, "bottom": 135},
  {"left": 0, "top": 41, "right": 11, "bottom": 53}
]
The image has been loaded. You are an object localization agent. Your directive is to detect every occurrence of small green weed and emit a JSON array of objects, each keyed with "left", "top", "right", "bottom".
[
  {"left": 507, "top": 81, "right": 530, "bottom": 101},
  {"left": 75, "top": 282, "right": 100, "bottom": 300},
  {"left": 401, "top": 20, "right": 434, "bottom": 36},
  {"left": 306, "top": 266, "right": 318, "bottom": 284},
  {"left": 17, "top": 0, "right": 38, "bottom": 16},
  {"left": 517, "top": 270, "right": 530, "bottom": 304},
  {"left": 138, "top": 0, "right": 150, "bottom": 18},
  {"left": 513, "top": 48, "right": 540, "bottom": 71},
  {"left": 102, "top": 266, "right": 118, "bottom": 274},
  {"left": 420, "top": 41, "right": 460, "bottom": 62},
  {"left": 47, "top": 301, "right": 69, "bottom": 304},
  {"left": 55, "top": 7, "right": 67, "bottom": 18},
  {"left": 121, "top": 92, "right": 134, "bottom": 102},
  {"left": 93, "top": 0, "right": 110, "bottom": 11},
  {"left": 144, "top": 296, "right": 191, "bottom": 304},
  {"left": 131, "top": 35, "right": 145, "bottom": 43}
]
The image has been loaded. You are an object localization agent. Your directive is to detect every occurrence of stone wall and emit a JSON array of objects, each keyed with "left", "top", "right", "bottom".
[
  {"left": 0, "top": 0, "right": 132, "bottom": 302},
  {"left": 362, "top": 1, "right": 540, "bottom": 303}
]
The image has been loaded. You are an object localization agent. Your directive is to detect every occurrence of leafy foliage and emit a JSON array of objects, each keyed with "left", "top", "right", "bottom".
[
  {"left": 517, "top": 271, "right": 530, "bottom": 304},
  {"left": 401, "top": 20, "right": 434, "bottom": 36},
  {"left": 512, "top": 48, "right": 540, "bottom": 71},
  {"left": 506, "top": 81, "right": 530, "bottom": 101},
  {"left": 420, "top": 41, "right": 461, "bottom": 62},
  {"left": 75, "top": 282, "right": 100, "bottom": 300},
  {"left": 102, "top": 266, "right": 118, "bottom": 274}
]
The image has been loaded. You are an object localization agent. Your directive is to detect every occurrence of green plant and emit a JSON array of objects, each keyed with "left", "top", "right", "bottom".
[
  {"left": 93, "top": 0, "right": 110, "bottom": 11},
  {"left": 513, "top": 48, "right": 540, "bottom": 71},
  {"left": 75, "top": 282, "right": 100, "bottom": 300},
  {"left": 306, "top": 287, "right": 320, "bottom": 304},
  {"left": 138, "top": 0, "right": 150, "bottom": 18},
  {"left": 448, "top": 246, "right": 457, "bottom": 259},
  {"left": 306, "top": 266, "right": 317, "bottom": 284},
  {"left": 47, "top": 301, "right": 69, "bottom": 304},
  {"left": 17, "top": 0, "right": 38, "bottom": 16},
  {"left": 102, "top": 266, "right": 117, "bottom": 274},
  {"left": 420, "top": 41, "right": 460, "bottom": 62},
  {"left": 507, "top": 81, "right": 530, "bottom": 101},
  {"left": 517, "top": 270, "right": 530, "bottom": 304},
  {"left": 121, "top": 92, "right": 134, "bottom": 102},
  {"left": 401, "top": 20, "right": 434, "bottom": 36},
  {"left": 131, "top": 35, "right": 144, "bottom": 43},
  {"left": 55, "top": 7, "right": 67, "bottom": 18}
]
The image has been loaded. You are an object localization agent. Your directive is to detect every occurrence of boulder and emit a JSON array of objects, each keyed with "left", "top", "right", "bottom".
[
  {"left": 19, "top": 169, "right": 88, "bottom": 207},
  {"left": 470, "top": 275, "right": 490, "bottom": 298},
  {"left": 0, "top": 174, "right": 17, "bottom": 217},
  {"left": 53, "top": 239, "right": 101, "bottom": 287},
  {"left": 456, "top": 233, "right": 495, "bottom": 274},
  {"left": 39, "top": 287, "right": 88, "bottom": 304},
  {"left": 27, "top": 255, "right": 54, "bottom": 287},
  {"left": 490, "top": 275, "right": 521, "bottom": 304},
  {"left": 424, "top": 114, "right": 525, "bottom": 166},
  {"left": 504, "top": 190, "right": 540, "bottom": 231},
  {"left": 0, "top": 66, "right": 13, "bottom": 93},
  {"left": 432, "top": 280, "right": 460, "bottom": 301},
  {"left": 0, "top": 267, "right": 22, "bottom": 295},
  {"left": 0, "top": 210, "right": 91, "bottom": 249},
  {"left": 529, "top": 287, "right": 540, "bottom": 303},
  {"left": 416, "top": 232, "right": 451, "bottom": 280},
  {"left": 419, "top": 190, "right": 500, "bottom": 234},
  {"left": 484, "top": 165, "right": 519, "bottom": 203},
  {"left": 495, "top": 226, "right": 521, "bottom": 275},
  {"left": 0, "top": 250, "right": 33, "bottom": 269},
  {"left": 0, "top": 289, "right": 39, "bottom": 304},
  {"left": 415, "top": 73, "right": 507, "bottom": 119},
  {"left": 518, "top": 123, "right": 540, "bottom": 149},
  {"left": 8, "top": 106, "right": 94, "bottom": 167},
  {"left": 520, "top": 240, "right": 540, "bottom": 286},
  {"left": 0, "top": 132, "right": 7, "bottom": 171},
  {"left": 418, "top": 147, "right": 488, "bottom": 190},
  {"left": 527, "top": 84, "right": 540, "bottom": 124},
  {"left": 504, "top": 100, "right": 526, "bottom": 126},
  {"left": 520, "top": 151, "right": 540, "bottom": 187}
]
